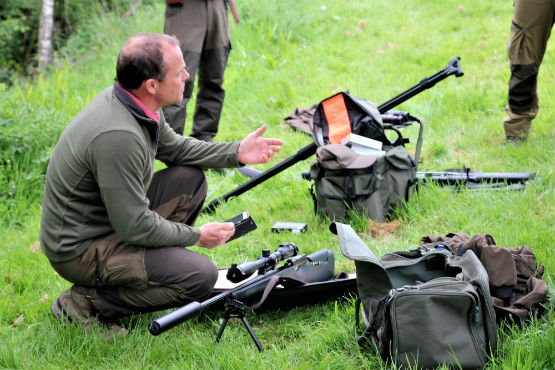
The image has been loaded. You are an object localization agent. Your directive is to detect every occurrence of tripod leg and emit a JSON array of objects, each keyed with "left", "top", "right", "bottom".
[
  {"left": 215, "top": 317, "right": 230, "bottom": 343},
  {"left": 241, "top": 316, "right": 264, "bottom": 352}
]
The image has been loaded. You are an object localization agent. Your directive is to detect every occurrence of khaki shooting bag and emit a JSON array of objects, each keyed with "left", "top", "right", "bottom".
[
  {"left": 332, "top": 222, "right": 498, "bottom": 369},
  {"left": 308, "top": 92, "right": 417, "bottom": 222},
  {"left": 308, "top": 144, "right": 416, "bottom": 222}
]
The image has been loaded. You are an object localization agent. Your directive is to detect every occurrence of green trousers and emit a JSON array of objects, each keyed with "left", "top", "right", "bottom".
[
  {"left": 504, "top": 0, "right": 554, "bottom": 138},
  {"left": 163, "top": 0, "right": 231, "bottom": 141}
]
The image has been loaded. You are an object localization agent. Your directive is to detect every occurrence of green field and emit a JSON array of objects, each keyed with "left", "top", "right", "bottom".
[{"left": 1, "top": 0, "right": 553, "bottom": 369}]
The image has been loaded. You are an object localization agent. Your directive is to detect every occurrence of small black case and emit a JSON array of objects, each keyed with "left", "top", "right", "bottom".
[{"left": 226, "top": 211, "right": 257, "bottom": 242}]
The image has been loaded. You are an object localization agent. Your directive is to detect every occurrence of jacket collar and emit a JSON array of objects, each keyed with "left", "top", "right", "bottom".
[{"left": 113, "top": 80, "right": 160, "bottom": 139}]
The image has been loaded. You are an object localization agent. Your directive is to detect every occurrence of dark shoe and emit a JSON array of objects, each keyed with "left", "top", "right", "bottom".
[
  {"left": 102, "top": 322, "right": 128, "bottom": 340},
  {"left": 506, "top": 136, "right": 526, "bottom": 144},
  {"left": 237, "top": 166, "right": 262, "bottom": 179},
  {"left": 209, "top": 168, "right": 227, "bottom": 175}
]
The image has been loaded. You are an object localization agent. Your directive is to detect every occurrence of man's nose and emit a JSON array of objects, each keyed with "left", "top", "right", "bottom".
[{"left": 183, "top": 70, "right": 190, "bottom": 82}]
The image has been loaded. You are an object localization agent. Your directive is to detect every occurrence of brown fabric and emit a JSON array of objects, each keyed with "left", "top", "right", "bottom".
[
  {"left": 480, "top": 246, "right": 517, "bottom": 288},
  {"left": 419, "top": 232, "right": 472, "bottom": 254},
  {"left": 283, "top": 105, "right": 316, "bottom": 135},
  {"left": 503, "top": 103, "right": 538, "bottom": 138},
  {"left": 493, "top": 276, "right": 548, "bottom": 321},
  {"left": 420, "top": 232, "right": 548, "bottom": 322}
]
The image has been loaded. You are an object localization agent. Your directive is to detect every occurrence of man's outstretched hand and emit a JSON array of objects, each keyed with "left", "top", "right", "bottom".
[{"left": 237, "top": 125, "right": 284, "bottom": 165}]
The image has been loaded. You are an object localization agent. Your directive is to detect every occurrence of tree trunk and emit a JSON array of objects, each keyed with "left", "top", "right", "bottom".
[{"left": 38, "top": 0, "right": 55, "bottom": 70}]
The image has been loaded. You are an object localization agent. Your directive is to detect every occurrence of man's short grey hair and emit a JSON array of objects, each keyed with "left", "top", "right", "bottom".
[{"left": 116, "top": 33, "right": 180, "bottom": 90}]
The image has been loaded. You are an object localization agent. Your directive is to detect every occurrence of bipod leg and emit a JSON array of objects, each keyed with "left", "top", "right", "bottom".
[
  {"left": 215, "top": 299, "right": 264, "bottom": 352},
  {"left": 240, "top": 315, "right": 264, "bottom": 352}
]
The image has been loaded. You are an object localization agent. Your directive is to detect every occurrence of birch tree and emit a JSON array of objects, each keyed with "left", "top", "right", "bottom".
[{"left": 38, "top": 0, "right": 55, "bottom": 70}]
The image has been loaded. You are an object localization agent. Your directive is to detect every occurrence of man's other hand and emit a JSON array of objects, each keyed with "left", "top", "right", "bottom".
[
  {"left": 237, "top": 125, "right": 284, "bottom": 164},
  {"left": 196, "top": 222, "right": 235, "bottom": 248}
]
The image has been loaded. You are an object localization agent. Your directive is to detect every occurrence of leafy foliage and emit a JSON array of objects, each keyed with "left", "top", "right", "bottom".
[{"left": 0, "top": 0, "right": 155, "bottom": 81}]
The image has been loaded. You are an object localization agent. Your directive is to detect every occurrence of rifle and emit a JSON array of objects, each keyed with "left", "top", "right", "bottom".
[
  {"left": 202, "top": 56, "right": 464, "bottom": 213},
  {"left": 417, "top": 167, "right": 536, "bottom": 190},
  {"left": 148, "top": 244, "right": 336, "bottom": 351}
]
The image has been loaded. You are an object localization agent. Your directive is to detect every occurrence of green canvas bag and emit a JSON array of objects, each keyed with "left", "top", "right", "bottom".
[
  {"left": 331, "top": 222, "right": 498, "bottom": 369},
  {"left": 308, "top": 144, "right": 416, "bottom": 222}
]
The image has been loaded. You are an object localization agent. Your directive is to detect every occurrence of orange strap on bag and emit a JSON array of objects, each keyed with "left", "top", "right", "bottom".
[{"left": 321, "top": 94, "right": 351, "bottom": 144}]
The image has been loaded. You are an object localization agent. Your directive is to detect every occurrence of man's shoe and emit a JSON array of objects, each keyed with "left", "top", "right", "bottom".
[
  {"left": 506, "top": 136, "right": 526, "bottom": 144},
  {"left": 210, "top": 168, "right": 227, "bottom": 175},
  {"left": 237, "top": 166, "right": 262, "bottom": 179},
  {"left": 102, "top": 322, "right": 128, "bottom": 340},
  {"left": 51, "top": 288, "right": 128, "bottom": 340},
  {"left": 52, "top": 287, "right": 96, "bottom": 322}
]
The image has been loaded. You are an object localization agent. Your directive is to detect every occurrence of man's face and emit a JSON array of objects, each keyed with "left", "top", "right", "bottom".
[{"left": 155, "top": 44, "right": 189, "bottom": 107}]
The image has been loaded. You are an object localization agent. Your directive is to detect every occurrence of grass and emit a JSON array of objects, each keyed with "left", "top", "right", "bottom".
[{"left": 0, "top": 0, "right": 553, "bottom": 368}]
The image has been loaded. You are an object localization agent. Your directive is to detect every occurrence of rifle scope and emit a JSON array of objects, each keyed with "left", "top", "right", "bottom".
[{"left": 226, "top": 242, "right": 299, "bottom": 283}]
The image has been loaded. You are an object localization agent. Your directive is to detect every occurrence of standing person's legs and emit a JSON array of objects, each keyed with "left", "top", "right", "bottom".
[
  {"left": 162, "top": 51, "right": 201, "bottom": 135},
  {"left": 163, "top": 0, "right": 205, "bottom": 135},
  {"left": 504, "top": 0, "right": 554, "bottom": 140},
  {"left": 190, "top": 0, "right": 231, "bottom": 141},
  {"left": 190, "top": 46, "right": 230, "bottom": 141},
  {"left": 50, "top": 166, "right": 217, "bottom": 323}
]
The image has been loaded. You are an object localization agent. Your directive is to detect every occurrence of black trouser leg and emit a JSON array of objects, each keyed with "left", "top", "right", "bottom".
[{"left": 190, "top": 46, "right": 230, "bottom": 141}]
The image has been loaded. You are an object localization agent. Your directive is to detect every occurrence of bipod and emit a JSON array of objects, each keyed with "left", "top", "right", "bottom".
[
  {"left": 216, "top": 298, "right": 264, "bottom": 352},
  {"left": 202, "top": 56, "right": 464, "bottom": 214}
]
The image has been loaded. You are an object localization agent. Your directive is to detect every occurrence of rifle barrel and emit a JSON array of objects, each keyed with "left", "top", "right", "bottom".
[{"left": 148, "top": 249, "right": 330, "bottom": 336}]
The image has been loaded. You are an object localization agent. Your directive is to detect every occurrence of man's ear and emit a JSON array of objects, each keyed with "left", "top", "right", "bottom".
[{"left": 144, "top": 78, "right": 158, "bottom": 95}]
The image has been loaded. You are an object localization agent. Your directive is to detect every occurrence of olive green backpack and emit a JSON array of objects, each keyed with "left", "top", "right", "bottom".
[
  {"left": 331, "top": 222, "right": 498, "bottom": 369},
  {"left": 307, "top": 91, "right": 418, "bottom": 222}
]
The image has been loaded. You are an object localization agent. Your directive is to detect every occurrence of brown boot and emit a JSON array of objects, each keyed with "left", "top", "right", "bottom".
[
  {"left": 51, "top": 286, "right": 97, "bottom": 329},
  {"left": 503, "top": 104, "right": 537, "bottom": 139},
  {"left": 51, "top": 286, "right": 128, "bottom": 339}
]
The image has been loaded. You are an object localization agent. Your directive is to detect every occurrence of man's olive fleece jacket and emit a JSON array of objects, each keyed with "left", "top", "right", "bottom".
[{"left": 40, "top": 84, "right": 241, "bottom": 262}]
